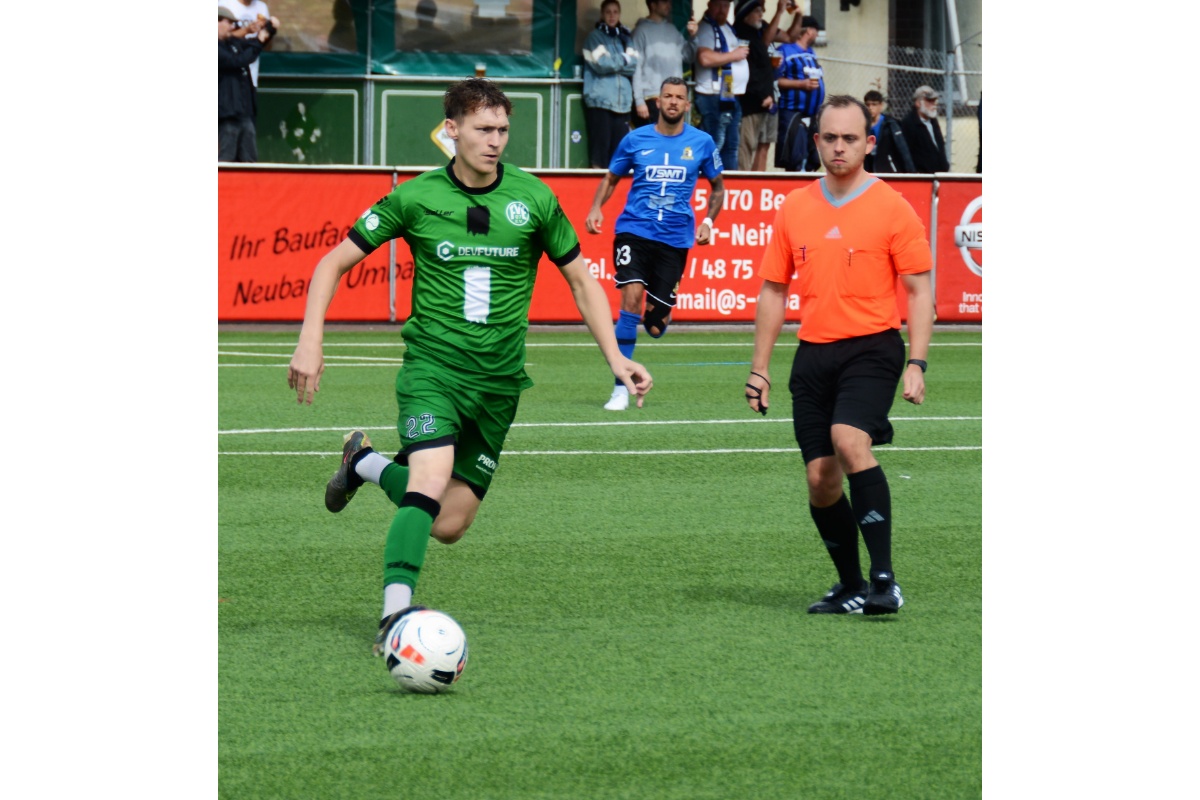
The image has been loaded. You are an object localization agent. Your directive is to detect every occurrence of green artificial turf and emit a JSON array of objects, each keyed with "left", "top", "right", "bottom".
[{"left": 219, "top": 326, "right": 981, "bottom": 799}]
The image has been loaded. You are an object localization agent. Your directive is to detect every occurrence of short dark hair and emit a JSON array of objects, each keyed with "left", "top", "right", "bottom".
[
  {"left": 863, "top": 90, "right": 884, "bottom": 104},
  {"left": 660, "top": 76, "right": 687, "bottom": 94},
  {"left": 815, "top": 94, "right": 873, "bottom": 138},
  {"left": 601, "top": 0, "right": 621, "bottom": 10},
  {"left": 444, "top": 78, "right": 513, "bottom": 121}
]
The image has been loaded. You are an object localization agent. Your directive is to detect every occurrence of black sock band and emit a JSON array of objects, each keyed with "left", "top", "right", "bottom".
[{"left": 399, "top": 491, "right": 441, "bottom": 520}]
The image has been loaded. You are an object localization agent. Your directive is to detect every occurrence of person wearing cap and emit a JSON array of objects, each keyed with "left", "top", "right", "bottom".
[
  {"left": 863, "top": 89, "right": 915, "bottom": 174},
  {"left": 774, "top": 13, "right": 824, "bottom": 171},
  {"left": 227, "top": 0, "right": 273, "bottom": 88},
  {"left": 219, "top": 6, "right": 274, "bottom": 162},
  {"left": 900, "top": 85, "right": 949, "bottom": 173},
  {"left": 733, "top": 0, "right": 785, "bottom": 171},
  {"left": 694, "top": 0, "right": 750, "bottom": 169}
]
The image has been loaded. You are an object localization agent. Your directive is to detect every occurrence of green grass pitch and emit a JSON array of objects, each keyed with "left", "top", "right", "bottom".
[{"left": 218, "top": 325, "right": 982, "bottom": 799}]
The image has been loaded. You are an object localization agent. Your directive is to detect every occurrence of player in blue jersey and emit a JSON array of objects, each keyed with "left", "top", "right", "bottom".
[{"left": 584, "top": 76, "right": 726, "bottom": 410}]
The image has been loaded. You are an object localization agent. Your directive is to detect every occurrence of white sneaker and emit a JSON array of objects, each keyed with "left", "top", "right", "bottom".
[{"left": 603, "top": 384, "right": 630, "bottom": 411}]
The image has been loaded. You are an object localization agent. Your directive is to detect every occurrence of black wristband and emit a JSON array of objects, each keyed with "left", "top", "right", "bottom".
[{"left": 907, "top": 359, "right": 927, "bottom": 373}]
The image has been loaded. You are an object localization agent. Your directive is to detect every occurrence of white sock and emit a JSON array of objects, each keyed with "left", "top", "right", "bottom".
[
  {"left": 354, "top": 451, "right": 391, "bottom": 485},
  {"left": 383, "top": 584, "right": 414, "bottom": 618}
]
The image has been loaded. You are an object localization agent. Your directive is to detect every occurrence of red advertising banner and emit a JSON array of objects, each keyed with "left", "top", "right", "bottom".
[
  {"left": 932, "top": 179, "right": 983, "bottom": 322},
  {"left": 218, "top": 169, "right": 395, "bottom": 321},
  {"left": 218, "top": 168, "right": 979, "bottom": 324}
]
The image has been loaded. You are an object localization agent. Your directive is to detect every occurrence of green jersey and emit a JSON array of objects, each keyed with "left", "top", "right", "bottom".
[{"left": 349, "top": 161, "right": 581, "bottom": 394}]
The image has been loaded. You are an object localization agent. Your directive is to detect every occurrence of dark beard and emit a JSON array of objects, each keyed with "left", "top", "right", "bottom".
[{"left": 660, "top": 108, "right": 685, "bottom": 125}]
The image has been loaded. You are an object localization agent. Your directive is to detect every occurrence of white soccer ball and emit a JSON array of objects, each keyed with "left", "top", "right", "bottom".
[{"left": 384, "top": 609, "right": 468, "bottom": 694}]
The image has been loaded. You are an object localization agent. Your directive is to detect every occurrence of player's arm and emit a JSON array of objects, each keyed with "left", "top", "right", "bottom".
[
  {"left": 746, "top": 279, "right": 787, "bottom": 415},
  {"left": 287, "top": 237, "right": 369, "bottom": 405},
  {"left": 585, "top": 171, "right": 623, "bottom": 234},
  {"left": 697, "top": 174, "right": 725, "bottom": 246},
  {"left": 899, "top": 270, "right": 933, "bottom": 405},
  {"left": 558, "top": 255, "right": 653, "bottom": 406}
]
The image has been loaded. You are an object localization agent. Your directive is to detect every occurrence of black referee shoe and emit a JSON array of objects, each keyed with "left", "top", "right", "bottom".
[
  {"left": 863, "top": 573, "right": 905, "bottom": 615},
  {"left": 807, "top": 582, "right": 868, "bottom": 614},
  {"left": 325, "top": 430, "right": 372, "bottom": 513}
]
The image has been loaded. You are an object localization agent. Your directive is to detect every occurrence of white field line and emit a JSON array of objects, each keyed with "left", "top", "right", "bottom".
[
  {"left": 219, "top": 350, "right": 403, "bottom": 362},
  {"left": 220, "top": 341, "right": 982, "bottom": 349},
  {"left": 219, "top": 446, "right": 980, "bottom": 456},
  {"left": 218, "top": 416, "right": 980, "bottom": 435}
]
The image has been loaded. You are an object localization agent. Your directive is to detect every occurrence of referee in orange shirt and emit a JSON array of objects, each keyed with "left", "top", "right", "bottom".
[{"left": 745, "top": 95, "right": 934, "bottom": 615}]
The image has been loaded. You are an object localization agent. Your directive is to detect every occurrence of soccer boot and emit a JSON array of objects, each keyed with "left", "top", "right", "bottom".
[
  {"left": 324, "top": 430, "right": 373, "bottom": 513},
  {"left": 807, "top": 582, "right": 868, "bottom": 614},
  {"left": 372, "top": 605, "right": 428, "bottom": 656},
  {"left": 863, "top": 572, "right": 905, "bottom": 615},
  {"left": 603, "top": 384, "right": 630, "bottom": 411}
]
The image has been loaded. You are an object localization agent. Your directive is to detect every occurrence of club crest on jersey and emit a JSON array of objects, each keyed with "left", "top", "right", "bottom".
[
  {"left": 505, "top": 201, "right": 531, "bottom": 227},
  {"left": 681, "top": 146, "right": 694, "bottom": 161}
]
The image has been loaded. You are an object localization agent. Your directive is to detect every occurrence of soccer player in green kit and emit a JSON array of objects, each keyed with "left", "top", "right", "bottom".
[{"left": 287, "top": 78, "right": 654, "bottom": 655}]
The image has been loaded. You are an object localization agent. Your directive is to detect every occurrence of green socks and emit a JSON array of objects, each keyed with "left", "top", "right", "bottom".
[{"left": 382, "top": 491, "right": 441, "bottom": 590}]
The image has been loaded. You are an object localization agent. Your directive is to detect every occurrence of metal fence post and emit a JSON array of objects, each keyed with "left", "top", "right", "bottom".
[{"left": 943, "top": 49, "right": 955, "bottom": 171}]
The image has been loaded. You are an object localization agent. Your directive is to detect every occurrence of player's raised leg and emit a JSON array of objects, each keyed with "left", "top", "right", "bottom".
[{"left": 373, "top": 444, "right": 455, "bottom": 654}]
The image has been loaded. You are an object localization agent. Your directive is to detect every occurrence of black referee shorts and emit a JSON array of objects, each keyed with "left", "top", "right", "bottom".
[
  {"left": 788, "top": 329, "right": 906, "bottom": 464},
  {"left": 612, "top": 231, "right": 688, "bottom": 308}
]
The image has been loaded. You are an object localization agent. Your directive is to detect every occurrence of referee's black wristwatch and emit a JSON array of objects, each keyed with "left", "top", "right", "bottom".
[{"left": 907, "top": 359, "right": 927, "bottom": 373}]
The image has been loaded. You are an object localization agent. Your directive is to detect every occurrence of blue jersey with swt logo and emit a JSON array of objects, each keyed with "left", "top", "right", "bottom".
[{"left": 606, "top": 124, "right": 721, "bottom": 249}]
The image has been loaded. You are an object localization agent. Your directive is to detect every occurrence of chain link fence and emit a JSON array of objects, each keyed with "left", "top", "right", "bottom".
[{"left": 816, "top": 34, "right": 982, "bottom": 173}]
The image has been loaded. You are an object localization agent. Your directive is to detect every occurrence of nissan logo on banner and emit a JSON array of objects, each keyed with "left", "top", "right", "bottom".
[{"left": 954, "top": 196, "right": 982, "bottom": 277}]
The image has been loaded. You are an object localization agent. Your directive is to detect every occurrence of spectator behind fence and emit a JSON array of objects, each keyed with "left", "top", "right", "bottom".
[
  {"left": 695, "top": 0, "right": 749, "bottom": 170},
  {"left": 327, "top": 0, "right": 357, "bottom": 52},
  {"left": 863, "top": 89, "right": 915, "bottom": 174},
  {"left": 900, "top": 85, "right": 949, "bottom": 173},
  {"left": 219, "top": 6, "right": 277, "bottom": 162},
  {"left": 228, "top": 0, "right": 273, "bottom": 87},
  {"left": 775, "top": 13, "right": 824, "bottom": 171},
  {"left": 582, "top": 0, "right": 638, "bottom": 169},
  {"left": 398, "top": 0, "right": 453, "bottom": 52},
  {"left": 630, "top": 0, "right": 698, "bottom": 129},
  {"left": 733, "top": 0, "right": 784, "bottom": 172}
]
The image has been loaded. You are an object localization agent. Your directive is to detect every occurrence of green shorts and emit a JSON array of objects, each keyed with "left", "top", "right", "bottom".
[{"left": 393, "top": 362, "right": 520, "bottom": 497}]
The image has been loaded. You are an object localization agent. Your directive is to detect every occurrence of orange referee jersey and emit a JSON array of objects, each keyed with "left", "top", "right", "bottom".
[{"left": 759, "top": 177, "right": 932, "bottom": 344}]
